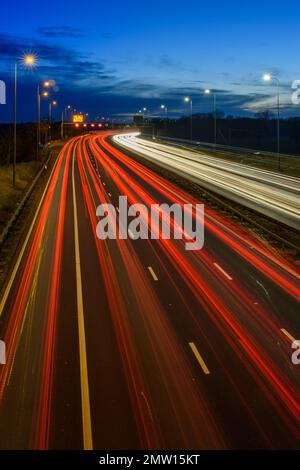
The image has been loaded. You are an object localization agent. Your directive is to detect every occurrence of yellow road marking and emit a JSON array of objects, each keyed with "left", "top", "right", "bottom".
[
  {"left": 72, "top": 143, "right": 93, "bottom": 450},
  {"left": 148, "top": 266, "right": 158, "bottom": 281},
  {"left": 189, "top": 342, "right": 210, "bottom": 375}
]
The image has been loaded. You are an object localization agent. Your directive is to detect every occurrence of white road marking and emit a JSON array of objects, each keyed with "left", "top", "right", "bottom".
[
  {"left": 108, "top": 192, "right": 112, "bottom": 197},
  {"left": 281, "top": 328, "right": 296, "bottom": 343},
  {"left": 189, "top": 342, "right": 210, "bottom": 375},
  {"left": 213, "top": 262, "right": 232, "bottom": 281},
  {"left": 256, "top": 280, "right": 269, "bottom": 297},
  {"left": 148, "top": 266, "right": 158, "bottom": 281}
]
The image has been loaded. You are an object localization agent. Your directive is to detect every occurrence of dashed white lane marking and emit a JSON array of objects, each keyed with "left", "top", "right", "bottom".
[
  {"left": 281, "top": 328, "right": 296, "bottom": 343},
  {"left": 256, "top": 280, "right": 269, "bottom": 297},
  {"left": 102, "top": 182, "right": 106, "bottom": 186},
  {"left": 189, "top": 342, "right": 210, "bottom": 375},
  {"left": 141, "top": 391, "right": 154, "bottom": 422},
  {"left": 213, "top": 262, "right": 232, "bottom": 281},
  {"left": 108, "top": 192, "right": 112, "bottom": 197},
  {"left": 148, "top": 266, "right": 158, "bottom": 281}
]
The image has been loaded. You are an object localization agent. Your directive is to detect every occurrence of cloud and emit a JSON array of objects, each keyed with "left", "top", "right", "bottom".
[
  {"left": 0, "top": 33, "right": 114, "bottom": 84},
  {"left": 0, "top": 33, "right": 298, "bottom": 121},
  {"left": 36, "top": 26, "right": 85, "bottom": 38}
]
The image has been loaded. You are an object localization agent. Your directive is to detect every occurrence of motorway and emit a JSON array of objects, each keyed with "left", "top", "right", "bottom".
[
  {"left": 114, "top": 133, "right": 300, "bottom": 231},
  {"left": 0, "top": 131, "right": 299, "bottom": 449}
]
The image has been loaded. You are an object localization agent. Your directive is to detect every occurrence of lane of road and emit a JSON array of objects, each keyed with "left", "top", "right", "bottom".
[{"left": 0, "top": 132, "right": 299, "bottom": 449}]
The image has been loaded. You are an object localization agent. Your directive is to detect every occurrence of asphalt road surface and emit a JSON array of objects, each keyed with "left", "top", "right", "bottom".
[
  {"left": 0, "top": 132, "right": 299, "bottom": 449},
  {"left": 114, "top": 133, "right": 300, "bottom": 230}
]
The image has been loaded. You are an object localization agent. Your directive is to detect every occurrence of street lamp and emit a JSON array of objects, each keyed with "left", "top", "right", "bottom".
[
  {"left": 13, "top": 54, "right": 37, "bottom": 187},
  {"left": 49, "top": 100, "right": 57, "bottom": 142},
  {"left": 160, "top": 104, "right": 168, "bottom": 119},
  {"left": 37, "top": 81, "right": 53, "bottom": 157},
  {"left": 263, "top": 73, "right": 281, "bottom": 170},
  {"left": 184, "top": 97, "right": 193, "bottom": 141},
  {"left": 204, "top": 89, "right": 217, "bottom": 148},
  {"left": 61, "top": 105, "right": 72, "bottom": 140}
]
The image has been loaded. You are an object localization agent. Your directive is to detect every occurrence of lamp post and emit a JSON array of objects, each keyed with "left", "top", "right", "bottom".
[
  {"left": 160, "top": 104, "right": 168, "bottom": 119},
  {"left": 184, "top": 97, "right": 193, "bottom": 141},
  {"left": 61, "top": 105, "right": 71, "bottom": 139},
  {"left": 48, "top": 100, "right": 57, "bottom": 142},
  {"left": 13, "top": 62, "right": 17, "bottom": 188},
  {"left": 13, "top": 54, "right": 36, "bottom": 187},
  {"left": 40, "top": 90, "right": 49, "bottom": 146},
  {"left": 263, "top": 73, "right": 281, "bottom": 170},
  {"left": 37, "top": 81, "right": 52, "bottom": 157},
  {"left": 204, "top": 89, "right": 217, "bottom": 148}
]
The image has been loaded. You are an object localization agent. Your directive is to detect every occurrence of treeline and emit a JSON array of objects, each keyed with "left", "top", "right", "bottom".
[
  {"left": 0, "top": 123, "right": 38, "bottom": 165},
  {"left": 144, "top": 114, "right": 300, "bottom": 154},
  {"left": 0, "top": 122, "right": 62, "bottom": 166}
]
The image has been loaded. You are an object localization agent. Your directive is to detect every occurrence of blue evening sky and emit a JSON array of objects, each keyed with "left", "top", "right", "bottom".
[{"left": 0, "top": 0, "right": 299, "bottom": 121}]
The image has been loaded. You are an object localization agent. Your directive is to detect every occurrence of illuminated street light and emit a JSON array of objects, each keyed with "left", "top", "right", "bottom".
[
  {"left": 263, "top": 73, "right": 281, "bottom": 170},
  {"left": 184, "top": 97, "right": 193, "bottom": 141},
  {"left": 13, "top": 54, "right": 37, "bottom": 187},
  {"left": 160, "top": 104, "right": 168, "bottom": 119},
  {"left": 263, "top": 73, "right": 272, "bottom": 82},
  {"left": 204, "top": 88, "right": 217, "bottom": 148},
  {"left": 23, "top": 54, "right": 36, "bottom": 66},
  {"left": 37, "top": 80, "right": 55, "bottom": 152}
]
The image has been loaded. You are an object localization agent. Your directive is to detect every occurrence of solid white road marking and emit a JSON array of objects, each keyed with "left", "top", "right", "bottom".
[
  {"left": 148, "top": 266, "right": 158, "bottom": 281},
  {"left": 213, "top": 262, "right": 233, "bottom": 281},
  {"left": 189, "top": 342, "right": 210, "bottom": 375}
]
